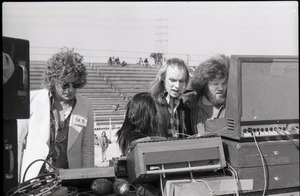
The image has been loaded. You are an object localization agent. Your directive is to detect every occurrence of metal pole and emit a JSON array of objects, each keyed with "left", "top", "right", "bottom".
[{"left": 109, "top": 117, "right": 112, "bottom": 140}]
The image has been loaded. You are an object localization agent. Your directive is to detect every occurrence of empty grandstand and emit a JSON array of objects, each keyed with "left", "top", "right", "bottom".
[{"left": 29, "top": 60, "right": 159, "bottom": 131}]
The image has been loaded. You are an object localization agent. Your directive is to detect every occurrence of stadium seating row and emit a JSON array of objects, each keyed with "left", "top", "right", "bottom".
[{"left": 30, "top": 61, "right": 159, "bottom": 128}]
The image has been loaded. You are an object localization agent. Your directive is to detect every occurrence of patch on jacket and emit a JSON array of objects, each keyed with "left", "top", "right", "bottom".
[{"left": 70, "top": 115, "right": 87, "bottom": 127}]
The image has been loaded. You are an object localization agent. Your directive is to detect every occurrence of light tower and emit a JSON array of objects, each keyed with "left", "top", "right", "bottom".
[{"left": 155, "top": 18, "right": 168, "bottom": 58}]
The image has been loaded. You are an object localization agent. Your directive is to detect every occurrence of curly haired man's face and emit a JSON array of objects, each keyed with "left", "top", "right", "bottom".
[
  {"left": 164, "top": 65, "right": 186, "bottom": 98},
  {"left": 54, "top": 80, "right": 79, "bottom": 101},
  {"left": 206, "top": 77, "right": 227, "bottom": 107}
]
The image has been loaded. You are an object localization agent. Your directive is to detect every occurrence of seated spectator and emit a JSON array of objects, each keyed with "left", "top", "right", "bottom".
[
  {"left": 121, "top": 61, "right": 127, "bottom": 67},
  {"left": 115, "top": 57, "right": 120, "bottom": 65},
  {"left": 138, "top": 57, "right": 145, "bottom": 66},
  {"left": 144, "top": 58, "right": 150, "bottom": 67},
  {"left": 108, "top": 57, "right": 113, "bottom": 66},
  {"left": 111, "top": 56, "right": 116, "bottom": 66},
  {"left": 112, "top": 104, "right": 120, "bottom": 111}
]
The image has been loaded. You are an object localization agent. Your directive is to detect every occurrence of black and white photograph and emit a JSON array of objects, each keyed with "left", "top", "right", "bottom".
[{"left": 3, "top": 1, "right": 299, "bottom": 196}]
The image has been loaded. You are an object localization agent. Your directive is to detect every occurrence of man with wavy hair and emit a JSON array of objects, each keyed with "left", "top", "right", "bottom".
[
  {"left": 18, "top": 47, "right": 94, "bottom": 182},
  {"left": 116, "top": 58, "right": 190, "bottom": 155},
  {"left": 183, "top": 54, "right": 230, "bottom": 136}
]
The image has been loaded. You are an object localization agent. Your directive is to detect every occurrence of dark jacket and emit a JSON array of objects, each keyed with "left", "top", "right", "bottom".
[
  {"left": 116, "top": 92, "right": 189, "bottom": 155},
  {"left": 182, "top": 90, "right": 226, "bottom": 135},
  {"left": 182, "top": 91, "right": 200, "bottom": 135}
]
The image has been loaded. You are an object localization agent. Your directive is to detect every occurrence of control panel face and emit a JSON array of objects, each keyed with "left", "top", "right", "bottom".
[{"left": 241, "top": 123, "right": 299, "bottom": 138}]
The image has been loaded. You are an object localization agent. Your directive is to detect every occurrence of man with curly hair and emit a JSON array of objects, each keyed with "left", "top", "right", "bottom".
[
  {"left": 183, "top": 54, "right": 230, "bottom": 136},
  {"left": 18, "top": 47, "right": 95, "bottom": 182},
  {"left": 116, "top": 58, "right": 191, "bottom": 155}
]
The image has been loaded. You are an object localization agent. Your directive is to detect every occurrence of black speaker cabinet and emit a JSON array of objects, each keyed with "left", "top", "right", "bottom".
[
  {"left": 3, "top": 36, "right": 30, "bottom": 195},
  {"left": 3, "top": 36, "right": 30, "bottom": 119}
]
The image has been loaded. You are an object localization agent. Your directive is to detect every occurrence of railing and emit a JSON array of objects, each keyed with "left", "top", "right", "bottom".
[
  {"left": 94, "top": 116, "right": 124, "bottom": 131},
  {"left": 30, "top": 46, "right": 211, "bottom": 67}
]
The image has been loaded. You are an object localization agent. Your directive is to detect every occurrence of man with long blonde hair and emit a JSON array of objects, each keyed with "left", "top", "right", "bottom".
[{"left": 116, "top": 58, "right": 191, "bottom": 155}]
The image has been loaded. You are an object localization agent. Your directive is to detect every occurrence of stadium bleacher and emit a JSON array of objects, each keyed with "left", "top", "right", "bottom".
[{"left": 29, "top": 61, "right": 159, "bottom": 129}]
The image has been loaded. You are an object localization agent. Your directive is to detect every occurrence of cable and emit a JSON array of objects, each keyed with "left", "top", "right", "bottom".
[
  {"left": 8, "top": 173, "right": 60, "bottom": 196},
  {"left": 175, "top": 132, "right": 192, "bottom": 137},
  {"left": 160, "top": 174, "right": 166, "bottom": 196},
  {"left": 193, "top": 179, "right": 215, "bottom": 195},
  {"left": 22, "top": 159, "right": 56, "bottom": 183},
  {"left": 275, "top": 129, "right": 299, "bottom": 150},
  {"left": 159, "top": 172, "right": 215, "bottom": 196},
  {"left": 35, "top": 178, "right": 60, "bottom": 196},
  {"left": 135, "top": 185, "right": 142, "bottom": 196},
  {"left": 224, "top": 167, "right": 239, "bottom": 196},
  {"left": 228, "top": 165, "right": 239, "bottom": 183},
  {"left": 129, "top": 183, "right": 137, "bottom": 190},
  {"left": 251, "top": 131, "right": 267, "bottom": 196},
  {"left": 135, "top": 184, "right": 145, "bottom": 196},
  {"left": 143, "top": 185, "right": 147, "bottom": 196},
  {"left": 187, "top": 168, "right": 215, "bottom": 195}
]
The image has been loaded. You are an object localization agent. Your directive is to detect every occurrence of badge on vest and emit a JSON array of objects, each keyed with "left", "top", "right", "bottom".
[{"left": 71, "top": 115, "right": 87, "bottom": 127}]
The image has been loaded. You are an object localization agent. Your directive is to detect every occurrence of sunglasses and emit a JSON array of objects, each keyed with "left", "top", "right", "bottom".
[{"left": 59, "top": 83, "right": 81, "bottom": 90}]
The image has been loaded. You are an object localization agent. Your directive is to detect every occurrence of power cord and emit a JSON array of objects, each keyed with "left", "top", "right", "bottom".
[
  {"left": 250, "top": 129, "right": 267, "bottom": 196},
  {"left": 224, "top": 166, "right": 240, "bottom": 196},
  {"left": 160, "top": 174, "right": 166, "bottom": 196},
  {"left": 193, "top": 179, "right": 215, "bottom": 195},
  {"left": 159, "top": 173, "right": 215, "bottom": 196},
  {"left": 22, "top": 158, "right": 56, "bottom": 183},
  {"left": 275, "top": 129, "right": 299, "bottom": 150}
]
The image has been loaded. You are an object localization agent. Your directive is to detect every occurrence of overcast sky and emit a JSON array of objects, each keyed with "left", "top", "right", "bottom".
[{"left": 2, "top": 1, "right": 298, "bottom": 65}]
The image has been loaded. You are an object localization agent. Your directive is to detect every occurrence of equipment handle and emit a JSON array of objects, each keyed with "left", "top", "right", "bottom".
[
  {"left": 5, "top": 143, "right": 14, "bottom": 179},
  {"left": 18, "top": 61, "right": 28, "bottom": 91}
]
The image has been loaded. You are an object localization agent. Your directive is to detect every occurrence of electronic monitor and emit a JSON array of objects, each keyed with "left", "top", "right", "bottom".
[{"left": 205, "top": 55, "right": 299, "bottom": 141}]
